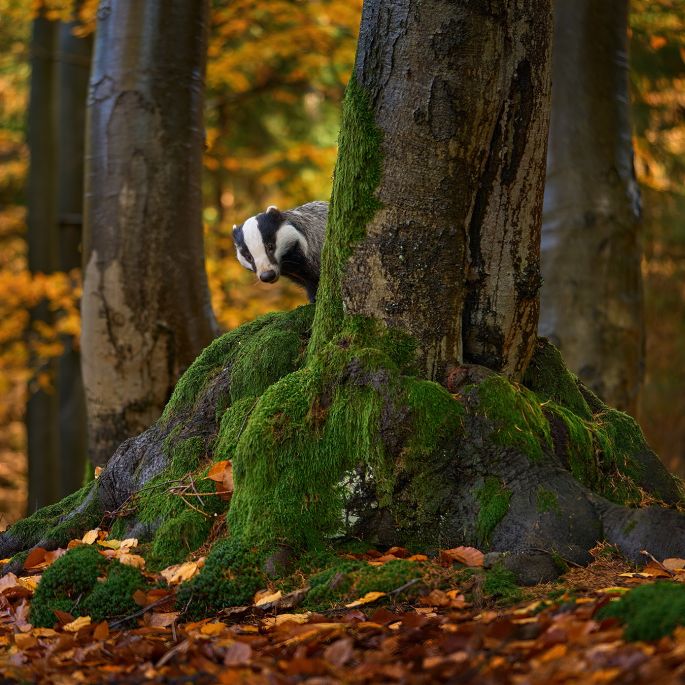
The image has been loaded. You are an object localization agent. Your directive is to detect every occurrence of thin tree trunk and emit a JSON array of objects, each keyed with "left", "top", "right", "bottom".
[
  {"left": 26, "top": 15, "right": 60, "bottom": 511},
  {"left": 55, "top": 12, "right": 91, "bottom": 495},
  {"left": 316, "top": 0, "right": 552, "bottom": 382},
  {"left": 82, "top": 0, "right": 219, "bottom": 467},
  {"left": 539, "top": 0, "right": 643, "bottom": 415}
]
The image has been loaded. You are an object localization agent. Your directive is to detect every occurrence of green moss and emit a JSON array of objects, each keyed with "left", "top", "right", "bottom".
[
  {"left": 483, "top": 564, "right": 523, "bottom": 604},
  {"left": 177, "top": 536, "right": 271, "bottom": 618},
  {"left": 7, "top": 483, "right": 97, "bottom": 550},
  {"left": 523, "top": 340, "right": 592, "bottom": 419},
  {"left": 598, "top": 583, "right": 685, "bottom": 641},
  {"left": 476, "top": 375, "right": 551, "bottom": 462},
  {"left": 536, "top": 487, "right": 560, "bottom": 514},
  {"left": 308, "top": 75, "right": 383, "bottom": 357},
  {"left": 30, "top": 546, "right": 107, "bottom": 627},
  {"left": 229, "top": 305, "right": 313, "bottom": 404},
  {"left": 547, "top": 403, "right": 644, "bottom": 505},
  {"left": 81, "top": 563, "right": 146, "bottom": 623},
  {"left": 163, "top": 313, "right": 282, "bottom": 419},
  {"left": 215, "top": 396, "right": 259, "bottom": 459},
  {"left": 476, "top": 477, "right": 512, "bottom": 545},
  {"left": 148, "top": 509, "right": 214, "bottom": 570}
]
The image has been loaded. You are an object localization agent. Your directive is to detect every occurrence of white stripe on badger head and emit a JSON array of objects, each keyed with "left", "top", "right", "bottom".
[
  {"left": 275, "top": 223, "right": 309, "bottom": 262},
  {"left": 242, "top": 216, "right": 275, "bottom": 275},
  {"left": 236, "top": 248, "right": 254, "bottom": 271}
]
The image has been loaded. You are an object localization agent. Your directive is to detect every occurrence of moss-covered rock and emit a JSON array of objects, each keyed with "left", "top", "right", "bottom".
[{"left": 598, "top": 582, "right": 685, "bottom": 641}]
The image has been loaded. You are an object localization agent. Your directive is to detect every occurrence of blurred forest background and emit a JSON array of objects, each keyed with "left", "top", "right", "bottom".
[{"left": 0, "top": 0, "right": 683, "bottom": 528}]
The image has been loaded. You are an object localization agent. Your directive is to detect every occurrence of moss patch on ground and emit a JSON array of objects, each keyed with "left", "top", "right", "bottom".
[
  {"left": 30, "top": 545, "right": 146, "bottom": 628},
  {"left": 483, "top": 564, "right": 524, "bottom": 605},
  {"left": 598, "top": 582, "right": 685, "bottom": 641}
]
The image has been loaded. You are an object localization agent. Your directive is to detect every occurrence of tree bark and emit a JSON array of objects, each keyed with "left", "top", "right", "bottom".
[
  {"left": 318, "top": 0, "right": 551, "bottom": 383},
  {"left": 82, "top": 0, "right": 219, "bottom": 466},
  {"left": 55, "top": 11, "right": 91, "bottom": 495},
  {"left": 26, "top": 14, "right": 60, "bottom": 510},
  {"left": 539, "top": 0, "right": 643, "bottom": 415}
]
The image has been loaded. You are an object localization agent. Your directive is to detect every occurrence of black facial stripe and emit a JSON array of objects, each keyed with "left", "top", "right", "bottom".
[
  {"left": 233, "top": 225, "right": 255, "bottom": 264},
  {"left": 256, "top": 211, "right": 281, "bottom": 248}
]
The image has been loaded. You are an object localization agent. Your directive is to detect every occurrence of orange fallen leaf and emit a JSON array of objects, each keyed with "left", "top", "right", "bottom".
[
  {"left": 147, "top": 612, "right": 179, "bottom": 628},
  {"left": 14, "top": 633, "right": 37, "bottom": 650},
  {"left": 345, "top": 591, "right": 386, "bottom": 608},
  {"left": 117, "top": 554, "right": 146, "bottom": 569},
  {"left": 254, "top": 589, "right": 282, "bottom": 606},
  {"left": 94, "top": 466, "right": 103, "bottom": 479},
  {"left": 207, "top": 460, "right": 234, "bottom": 498},
  {"left": 81, "top": 529, "right": 100, "bottom": 545},
  {"left": 200, "top": 622, "right": 227, "bottom": 636},
  {"left": 440, "top": 546, "right": 484, "bottom": 567},
  {"left": 24, "top": 547, "right": 48, "bottom": 570},
  {"left": 262, "top": 613, "right": 311, "bottom": 628},
  {"left": 161, "top": 560, "right": 203, "bottom": 585},
  {"left": 93, "top": 621, "right": 110, "bottom": 640},
  {"left": 663, "top": 558, "right": 685, "bottom": 571},
  {"left": 63, "top": 616, "right": 91, "bottom": 632}
]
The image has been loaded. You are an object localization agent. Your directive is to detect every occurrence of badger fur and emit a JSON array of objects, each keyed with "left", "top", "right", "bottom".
[{"left": 232, "top": 201, "right": 328, "bottom": 303}]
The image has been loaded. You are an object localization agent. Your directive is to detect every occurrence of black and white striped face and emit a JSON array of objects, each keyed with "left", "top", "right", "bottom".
[{"left": 232, "top": 206, "right": 308, "bottom": 284}]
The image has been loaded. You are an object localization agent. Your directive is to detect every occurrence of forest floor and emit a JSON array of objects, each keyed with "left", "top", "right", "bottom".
[{"left": 2, "top": 537, "right": 685, "bottom": 684}]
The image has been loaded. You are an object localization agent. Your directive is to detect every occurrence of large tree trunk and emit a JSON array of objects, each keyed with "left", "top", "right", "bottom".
[
  {"left": 82, "top": 0, "right": 219, "bottom": 467},
  {"left": 26, "top": 14, "right": 60, "bottom": 511},
  {"left": 313, "top": 0, "right": 551, "bottom": 382},
  {"left": 55, "top": 11, "right": 91, "bottom": 495},
  {"left": 539, "top": 0, "right": 643, "bottom": 415}
]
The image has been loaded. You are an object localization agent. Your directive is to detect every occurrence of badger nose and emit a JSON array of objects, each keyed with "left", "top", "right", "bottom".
[{"left": 259, "top": 270, "right": 278, "bottom": 283}]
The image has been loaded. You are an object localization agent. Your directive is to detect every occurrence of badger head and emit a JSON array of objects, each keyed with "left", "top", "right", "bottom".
[{"left": 232, "top": 205, "right": 308, "bottom": 284}]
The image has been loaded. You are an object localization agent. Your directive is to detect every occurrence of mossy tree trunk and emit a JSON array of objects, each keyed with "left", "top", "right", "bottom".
[
  {"left": 82, "top": 0, "right": 220, "bottom": 467},
  {"left": 4, "top": 0, "right": 685, "bottom": 598},
  {"left": 539, "top": 0, "right": 643, "bottom": 416},
  {"left": 312, "top": 0, "right": 552, "bottom": 383}
]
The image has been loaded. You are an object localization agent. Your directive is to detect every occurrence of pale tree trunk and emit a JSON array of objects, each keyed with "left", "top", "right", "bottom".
[
  {"left": 539, "top": 0, "right": 643, "bottom": 415},
  {"left": 26, "top": 15, "right": 60, "bottom": 510},
  {"left": 82, "top": 0, "right": 219, "bottom": 467},
  {"left": 317, "top": 0, "right": 552, "bottom": 382},
  {"left": 55, "top": 12, "right": 91, "bottom": 495}
]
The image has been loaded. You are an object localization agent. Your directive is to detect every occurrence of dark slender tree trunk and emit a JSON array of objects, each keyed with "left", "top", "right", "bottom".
[
  {"left": 82, "top": 0, "right": 219, "bottom": 466},
  {"left": 539, "top": 0, "right": 643, "bottom": 415},
  {"left": 55, "top": 12, "right": 92, "bottom": 495},
  {"left": 313, "top": 0, "right": 551, "bottom": 382},
  {"left": 26, "top": 14, "right": 60, "bottom": 511}
]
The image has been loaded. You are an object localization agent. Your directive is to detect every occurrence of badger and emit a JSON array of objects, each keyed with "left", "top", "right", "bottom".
[{"left": 232, "top": 201, "right": 328, "bottom": 303}]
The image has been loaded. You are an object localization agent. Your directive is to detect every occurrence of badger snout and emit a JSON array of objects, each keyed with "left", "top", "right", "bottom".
[{"left": 259, "top": 269, "right": 279, "bottom": 283}]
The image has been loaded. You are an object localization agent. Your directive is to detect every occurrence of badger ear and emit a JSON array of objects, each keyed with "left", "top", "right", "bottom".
[{"left": 266, "top": 205, "right": 278, "bottom": 213}]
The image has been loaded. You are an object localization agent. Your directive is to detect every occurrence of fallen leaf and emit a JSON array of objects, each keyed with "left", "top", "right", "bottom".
[
  {"left": 0, "top": 572, "right": 18, "bottom": 594},
  {"left": 663, "top": 558, "right": 685, "bottom": 571},
  {"left": 160, "top": 560, "right": 202, "bottom": 585},
  {"left": 254, "top": 589, "right": 282, "bottom": 606},
  {"left": 63, "top": 616, "right": 92, "bottom": 632},
  {"left": 117, "top": 554, "right": 146, "bottom": 569},
  {"left": 324, "top": 637, "right": 354, "bottom": 667},
  {"left": 98, "top": 539, "right": 121, "bottom": 550},
  {"left": 23, "top": 547, "right": 47, "bottom": 570},
  {"left": 14, "top": 633, "right": 37, "bottom": 650},
  {"left": 81, "top": 529, "right": 100, "bottom": 545},
  {"left": 345, "top": 591, "right": 386, "bottom": 608},
  {"left": 93, "top": 621, "right": 110, "bottom": 640},
  {"left": 17, "top": 576, "right": 39, "bottom": 593},
  {"left": 207, "top": 460, "right": 234, "bottom": 498},
  {"left": 94, "top": 466, "right": 103, "bottom": 479},
  {"left": 262, "top": 613, "right": 311, "bottom": 628},
  {"left": 147, "top": 612, "right": 179, "bottom": 628},
  {"left": 440, "top": 546, "right": 484, "bottom": 567},
  {"left": 223, "top": 640, "right": 252, "bottom": 665},
  {"left": 200, "top": 622, "right": 227, "bottom": 636}
]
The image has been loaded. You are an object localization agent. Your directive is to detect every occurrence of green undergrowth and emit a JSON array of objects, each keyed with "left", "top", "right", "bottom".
[
  {"left": 598, "top": 582, "right": 685, "bottom": 641},
  {"left": 30, "top": 545, "right": 146, "bottom": 628},
  {"left": 483, "top": 564, "right": 524, "bottom": 605},
  {"left": 177, "top": 537, "right": 509, "bottom": 618}
]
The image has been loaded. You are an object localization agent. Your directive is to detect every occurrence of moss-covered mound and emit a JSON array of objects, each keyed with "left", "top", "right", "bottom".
[
  {"left": 30, "top": 545, "right": 146, "bottom": 628},
  {"left": 598, "top": 582, "right": 685, "bottom": 641},
  {"left": 4, "top": 306, "right": 685, "bottom": 605}
]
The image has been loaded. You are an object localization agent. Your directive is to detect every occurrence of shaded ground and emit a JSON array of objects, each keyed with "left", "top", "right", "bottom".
[{"left": 2, "top": 538, "right": 685, "bottom": 684}]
